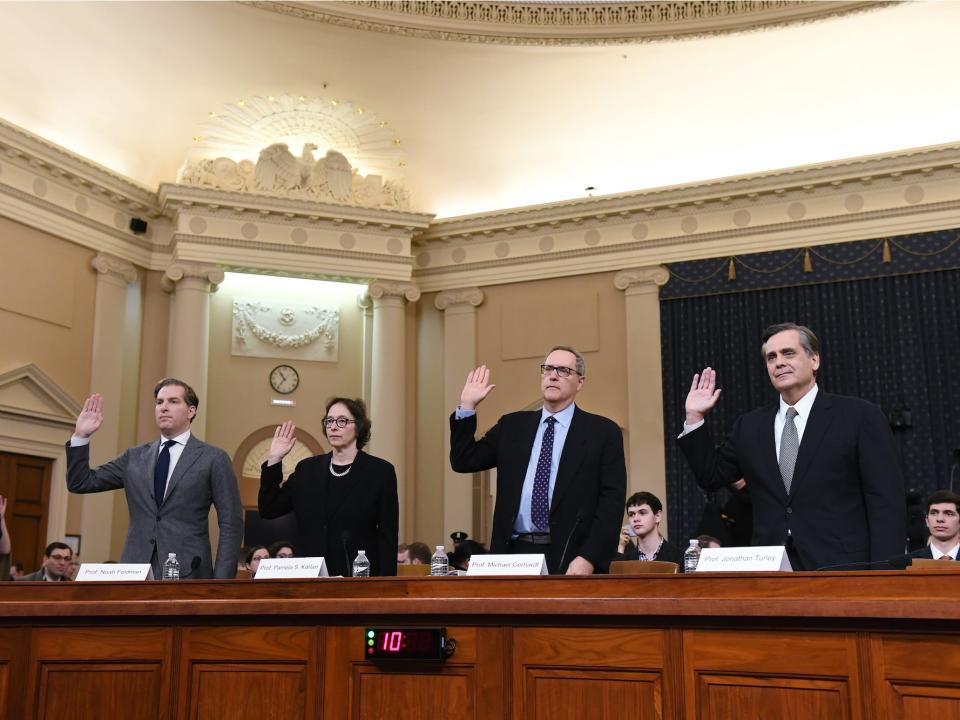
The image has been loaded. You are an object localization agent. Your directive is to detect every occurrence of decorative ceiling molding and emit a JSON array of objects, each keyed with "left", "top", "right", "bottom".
[
  {"left": 187, "top": 93, "right": 406, "bottom": 182},
  {"left": 410, "top": 142, "right": 960, "bottom": 291},
  {"left": 252, "top": 1, "right": 888, "bottom": 46}
]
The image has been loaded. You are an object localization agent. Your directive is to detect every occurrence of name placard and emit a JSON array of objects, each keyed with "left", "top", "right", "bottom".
[
  {"left": 75, "top": 563, "right": 153, "bottom": 581},
  {"left": 254, "top": 557, "right": 329, "bottom": 579},
  {"left": 696, "top": 546, "right": 793, "bottom": 572},
  {"left": 467, "top": 554, "right": 548, "bottom": 576}
]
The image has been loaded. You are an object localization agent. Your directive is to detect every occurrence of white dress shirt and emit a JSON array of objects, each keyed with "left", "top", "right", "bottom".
[{"left": 70, "top": 430, "right": 192, "bottom": 498}]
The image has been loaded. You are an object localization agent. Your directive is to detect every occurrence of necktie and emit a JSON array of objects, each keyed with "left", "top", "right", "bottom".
[
  {"left": 531, "top": 416, "right": 556, "bottom": 531},
  {"left": 154, "top": 440, "right": 176, "bottom": 507},
  {"left": 938, "top": 555, "right": 954, "bottom": 561},
  {"left": 779, "top": 407, "right": 799, "bottom": 494}
]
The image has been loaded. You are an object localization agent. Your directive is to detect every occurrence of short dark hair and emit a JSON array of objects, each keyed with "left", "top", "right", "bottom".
[
  {"left": 761, "top": 323, "right": 820, "bottom": 360},
  {"left": 545, "top": 345, "right": 585, "bottom": 376},
  {"left": 926, "top": 490, "right": 960, "bottom": 514},
  {"left": 153, "top": 377, "right": 199, "bottom": 422},
  {"left": 44, "top": 541, "right": 72, "bottom": 558},
  {"left": 407, "top": 541, "right": 432, "bottom": 564},
  {"left": 244, "top": 545, "right": 267, "bottom": 565},
  {"left": 324, "top": 397, "right": 372, "bottom": 450},
  {"left": 450, "top": 539, "right": 487, "bottom": 570},
  {"left": 626, "top": 491, "right": 663, "bottom": 515},
  {"left": 697, "top": 534, "right": 721, "bottom": 548},
  {"left": 269, "top": 540, "right": 296, "bottom": 557}
]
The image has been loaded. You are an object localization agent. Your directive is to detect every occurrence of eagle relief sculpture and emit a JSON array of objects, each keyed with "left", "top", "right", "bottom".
[{"left": 178, "top": 143, "right": 410, "bottom": 210}]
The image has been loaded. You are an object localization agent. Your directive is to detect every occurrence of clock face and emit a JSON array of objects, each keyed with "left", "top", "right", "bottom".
[{"left": 269, "top": 365, "right": 299, "bottom": 394}]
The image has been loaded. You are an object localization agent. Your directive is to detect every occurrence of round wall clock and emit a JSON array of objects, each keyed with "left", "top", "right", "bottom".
[{"left": 269, "top": 364, "right": 299, "bottom": 394}]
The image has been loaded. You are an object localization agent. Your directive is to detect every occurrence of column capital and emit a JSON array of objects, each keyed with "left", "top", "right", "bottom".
[
  {"left": 368, "top": 279, "right": 421, "bottom": 303},
  {"left": 91, "top": 253, "right": 138, "bottom": 285},
  {"left": 161, "top": 262, "right": 225, "bottom": 293},
  {"left": 614, "top": 265, "right": 670, "bottom": 291},
  {"left": 435, "top": 287, "right": 484, "bottom": 311}
]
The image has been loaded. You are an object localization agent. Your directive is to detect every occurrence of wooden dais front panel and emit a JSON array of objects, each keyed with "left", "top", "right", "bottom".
[
  {"left": 870, "top": 634, "right": 960, "bottom": 720},
  {"left": 513, "top": 627, "right": 673, "bottom": 720},
  {"left": 683, "top": 629, "right": 863, "bottom": 720}
]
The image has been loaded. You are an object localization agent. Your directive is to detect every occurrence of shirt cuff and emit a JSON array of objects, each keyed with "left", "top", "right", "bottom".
[
  {"left": 678, "top": 419, "right": 704, "bottom": 438},
  {"left": 70, "top": 435, "right": 91, "bottom": 447},
  {"left": 454, "top": 407, "right": 476, "bottom": 420}
]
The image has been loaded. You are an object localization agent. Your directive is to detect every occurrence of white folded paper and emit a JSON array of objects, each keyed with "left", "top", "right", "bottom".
[
  {"left": 254, "top": 557, "right": 329, "bottom": 579},
  {"left": 695, "top": 545, "right": 793, "bottom": 572},
  {"left": 466, "top": 554, "right": 548, "bottom": 576},
  {"left": 75, "top": 563, "right": 153, "bottom": 581}
]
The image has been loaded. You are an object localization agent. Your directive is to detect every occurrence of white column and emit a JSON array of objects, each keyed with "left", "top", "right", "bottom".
[
  {"left": 367, "top": 280, "right": 420, "bottom": 542},
  {"left": 614, "top": 266, "right": 671, "bottom": 527},
  {"left": 161, "top": 262, "right": 224, "bottom": 440},
  {"left": 83, "top": 253, "right": 138, "bottom": 564},
  {"left": 435, "top": 287, "right": 484, "bottom": 544},
  {"left": 357, "top": 292, "right": 374, "bottom": 407}
]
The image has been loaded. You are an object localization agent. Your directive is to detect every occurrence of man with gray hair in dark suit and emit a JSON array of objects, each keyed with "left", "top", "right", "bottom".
[{"left": 66, "top": 378, "right": 242, "bottom": 579}]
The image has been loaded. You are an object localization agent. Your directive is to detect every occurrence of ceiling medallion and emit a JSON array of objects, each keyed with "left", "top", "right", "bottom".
[
  {"left": 186, "top": 93, "right": 405, "bottom": 181},
  {"left": 250, "top": 1, "right": 890, "bottom": 46}
]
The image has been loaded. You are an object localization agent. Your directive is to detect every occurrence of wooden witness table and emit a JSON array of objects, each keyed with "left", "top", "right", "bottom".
[{"left": 1, "top": 570, "right": 959, "bottom": 720}]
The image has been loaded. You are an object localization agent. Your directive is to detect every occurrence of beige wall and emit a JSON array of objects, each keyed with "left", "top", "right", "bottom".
[
  {"left": 413, "top": 293, "right": 444, "bottom": 546},
  {"left": 0, "top": 217, "right": 95, "bottom": 403},
  {"left": 474, "top": 271, "right": 628, "bottom": 431}
]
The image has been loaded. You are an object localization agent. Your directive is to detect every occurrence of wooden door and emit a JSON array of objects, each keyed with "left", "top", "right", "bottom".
[{"left": 0, "top": 450, "right": 53, "bottom": 571}]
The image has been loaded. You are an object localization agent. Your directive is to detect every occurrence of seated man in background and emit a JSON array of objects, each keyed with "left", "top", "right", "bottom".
[
  {"left": 17, "top": 542, "right": 73, "bottom": 582},
  {"left": 698, "top": 534, "right": 722, "bottom": 549},
  {"left": 450, "top": 539, "right": 488, "bottom": 571},
  {"left": 397, "top": 541, "right": 432, "bottom": 565},
  {"left": 910, "top": 490, "right": 960, "bottom": 561},
  {"left": 614, "top": 492, "right": 685, "bottom": 568}
]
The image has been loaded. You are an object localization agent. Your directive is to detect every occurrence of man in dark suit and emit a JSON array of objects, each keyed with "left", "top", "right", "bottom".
[
  {"left": 678, "top": 323, "right": 905, "bottom": 571},
  {"left": 66, "top": 378, "right": 242, "bottom": 579},
  {"left": 909, "top": 490, "right": 960, "bottom": 561},
  {"left": 450, "top": 346, "right": 626, "bottom": 574},
  {"left": 16, "top": 541, "right": 73, "bottom": 582}
]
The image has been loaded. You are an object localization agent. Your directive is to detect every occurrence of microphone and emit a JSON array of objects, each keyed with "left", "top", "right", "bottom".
[
  {"left": 815, "top": 554, "right": 913, "bottom": 571},
  {"left": 559, "top": 513, "right": 584, "bottom": 573},
  {"left": 341, "top": 530, "right": 351, "bottom": 577},
  {"left": 179, "top": 556, "right": 203, "bottom": 579}
]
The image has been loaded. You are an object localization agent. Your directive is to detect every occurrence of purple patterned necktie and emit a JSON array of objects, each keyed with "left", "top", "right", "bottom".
[{"left": 531, "top": 416, "right": 556, "bottom": 531}]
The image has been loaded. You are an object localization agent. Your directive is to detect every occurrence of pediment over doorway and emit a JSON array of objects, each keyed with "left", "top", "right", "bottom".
[{"left": 0, "top": 364, "right": 81, "bottom": 428}]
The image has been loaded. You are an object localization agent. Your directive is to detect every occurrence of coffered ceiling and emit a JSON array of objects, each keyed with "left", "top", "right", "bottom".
[{"left": 0, "top": 1, "right": 957, "bottom": 218}]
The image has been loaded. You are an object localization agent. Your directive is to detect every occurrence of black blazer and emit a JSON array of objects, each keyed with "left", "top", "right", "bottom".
[
  {"left": 450, "top": 406, "right": 626, "bottom": 574},
  {"left": 678, "top": 391, "right": 905, "bottom": 571},
  {"left": 259, "top": 451, "right": 399, "bottom": 577},
  {"left": 616, "top": 536, "right": 686, "bottom": 570}
]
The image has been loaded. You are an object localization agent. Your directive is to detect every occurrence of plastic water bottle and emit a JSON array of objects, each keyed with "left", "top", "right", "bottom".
[
  {"left": 162, "top": 552, "right": 180, "bottom": 581},
  {"left": 352, "top": 549, "right": 370, "bottom": 578},
  {"left": 430, "top": 545, "right": 449, "bottom": 576},
  {"left": 683, "top": 539, "right": 701, "bottom": 573}
]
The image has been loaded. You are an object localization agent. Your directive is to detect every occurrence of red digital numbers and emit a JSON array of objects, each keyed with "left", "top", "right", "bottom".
[{"left": 382, "top": 631, "right": 403, "bottom": 652}]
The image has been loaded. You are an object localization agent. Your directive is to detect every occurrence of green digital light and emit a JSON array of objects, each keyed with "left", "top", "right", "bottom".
[{"left": 367, "top": 639, "right": 374, "bottom": 646}]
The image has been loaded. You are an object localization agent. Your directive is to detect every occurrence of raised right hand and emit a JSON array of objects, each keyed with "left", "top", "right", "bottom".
[
  {"left": 459, "top": 365, "right": 496, "bottom": 411},
  {"left": 74, "top": 394, "right": 104, "bottom": 439},
  {"left": 267, "top": 421, "right": 297, "bottom": 466},
  {"left": 685, "top": 367, "right": 722, "bottom": 424}
]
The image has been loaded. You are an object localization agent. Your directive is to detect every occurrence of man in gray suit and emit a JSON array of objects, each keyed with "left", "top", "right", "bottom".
[{"left": 67, "top": 378, "right": 242, "bottom": 579}]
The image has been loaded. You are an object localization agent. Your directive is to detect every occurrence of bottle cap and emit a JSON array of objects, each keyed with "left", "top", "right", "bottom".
[
  {"left": 436, "top": 545, "right": 444, "bottom": 551},
  {"left": 167, "top": 552, "right": 176, "bottom": 558}
]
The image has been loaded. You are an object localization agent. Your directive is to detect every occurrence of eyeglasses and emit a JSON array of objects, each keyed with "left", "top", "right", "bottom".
[
  {"left": 540, "top": 364, "right": 580, "bottom": 378},
  {"left": 323, "top": 416, "right": 356, "bottom": 428}
]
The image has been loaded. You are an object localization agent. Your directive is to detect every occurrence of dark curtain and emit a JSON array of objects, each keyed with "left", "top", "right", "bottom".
[{"left": 660, "top": 269, "right": 960, "bottom": 545}]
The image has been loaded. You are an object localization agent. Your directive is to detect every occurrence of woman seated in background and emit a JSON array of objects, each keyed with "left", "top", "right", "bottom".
[
  {"left": 259, "top": 397, "right": 399, "bottom": 577},
  {"left": 245, "top": 545, "right": 269, "bottom": 578},
  {"left": 269, "top": 540, "right": 296, "bottom": 558}
]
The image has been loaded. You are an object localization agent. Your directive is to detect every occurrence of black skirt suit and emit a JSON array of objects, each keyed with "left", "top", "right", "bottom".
[{"left": 259, "top": 451, "right": 399, "bottom": 577}]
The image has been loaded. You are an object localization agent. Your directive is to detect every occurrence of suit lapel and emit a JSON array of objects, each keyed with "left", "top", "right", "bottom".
[
  {"left": 550, "top": 407, "right": 584, "bottom": 512},
  {"left": 760, "top": 403, "right": 786, "bottom": 502},
  {"left": 163, "top": 435, "right": 202, "bottom": 504},
  {"left": 789, "top": 391, "right": 834, "bottom": 497},
  {"left": 504, "top": 412, "right": 541, "bottom": 519}
]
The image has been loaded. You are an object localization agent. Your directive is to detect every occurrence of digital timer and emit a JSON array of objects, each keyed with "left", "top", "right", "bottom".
[{"left": 364, "top": 627, "right": 448, "bottom": 661}]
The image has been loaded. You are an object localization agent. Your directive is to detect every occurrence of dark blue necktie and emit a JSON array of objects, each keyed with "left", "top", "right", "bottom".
[
  {"left": 154, "top": 440, "right": 175, "bottom": 507},
  {"left": 531, "top": 416, "right": 556, "bottom": 531}
]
